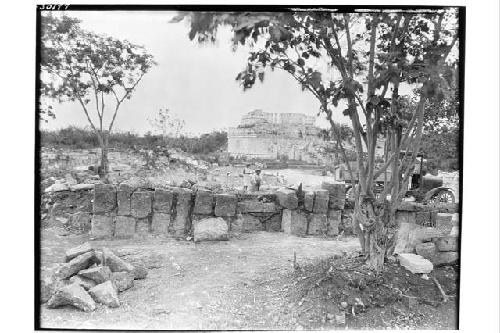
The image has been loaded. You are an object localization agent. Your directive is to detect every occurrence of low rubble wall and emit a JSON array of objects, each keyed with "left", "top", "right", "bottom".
[{"left": 89, "top": 183, "right": 459, "bottom": 256}]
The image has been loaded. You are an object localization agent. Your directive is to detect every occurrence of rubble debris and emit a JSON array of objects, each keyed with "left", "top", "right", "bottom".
[
  {"left": 89, "top": 281, "right": 120, "bottom": 308},
  {"left": 47, "top": 283, "right": 96, "bottom": 312},
  {"left": 78, "top": 266, "right": 112, "bottom": 284},
  {"left": 65, "top": 242, "right": 93, "bottom": 262}
]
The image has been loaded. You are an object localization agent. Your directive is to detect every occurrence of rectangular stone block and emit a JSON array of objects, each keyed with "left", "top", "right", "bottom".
[
  {"left": 93, "top": 184, "right": 116, "bottom": 214},
  {"left": 237, "top": 213, "right": 265, "bottom": 232},
  {"left": 435, "top": 213, "right": 453, "bottom": 235},
  {"left": 434, "top": 236, "right": 459, "bottom": 252},
  {"left": 395, "top": 211, "right": 409, "bottom": 224},
  {"left": 415, "top": 242, "right": 437, "bottom": 260},
  {"left": 117, "top": 184, "right": 134, "bottom": 216},
  {"left": 153, "top": 188, "right": 174, "bottom": 213},
  {"left": 431, "top": 251, "right": 459, "bottom": 266},
  {"left": 214, "top": 194, "right": 237, "bottom": 217},
  {"left": 327, "top": 210, "right": 341, "bottom": 236},
  {"left": 237, "top": 201, "right": 278, "bottom": 213},
  {"left": 308, "top": 213, "right": 327, "bottom": 236},
  {"left": 304, "top": 191, "right": 314, "bottom": 212},
  {"left": 193, "top": 189, "right": 214, "bottom": 215},
  {"left": 136, "top": 218, "right": 151, "bottom": 235},
  {"left": 282, "top": 209, "right": 307, "bottom": 236},
  {"left": 416, "top": 211, "right": 431, "bottom": 226},
  {"left": 265, "top": 213, "right": 282, "bottom": 232},
  {"left": 131, "top": 191, "right": 153, "bottom": 218},
  {"left": 276, "top": 188, "right": 298, "bottom": 210},
  {"left": 152, "top": 213, "right": 171, "bottom": 235},
  {"left": 313, "top": 190, "right": 329, "bottom": 214},
  {"left": 114, "top": 216, "right": 135, "bottom": 238},
  {"left": 321, "top": 182, "right": 345, "bottom": 210},
  {"left": 91, "top": 214, "right": 115, "bottom": 239}
]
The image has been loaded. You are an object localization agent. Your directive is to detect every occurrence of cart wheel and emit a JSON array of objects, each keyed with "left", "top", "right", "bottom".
[{"left": 437, "top": 190, "right": 455, "bottom": 204}]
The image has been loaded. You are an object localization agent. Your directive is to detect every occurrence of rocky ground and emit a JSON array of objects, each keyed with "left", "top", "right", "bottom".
[{"left": 39, "top": 226, "right": 458, "bottom": 330}]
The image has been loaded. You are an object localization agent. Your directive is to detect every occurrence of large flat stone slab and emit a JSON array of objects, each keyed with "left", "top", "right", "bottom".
[{"left": 397, "top": 253, "right": 433, "bottom": 274}]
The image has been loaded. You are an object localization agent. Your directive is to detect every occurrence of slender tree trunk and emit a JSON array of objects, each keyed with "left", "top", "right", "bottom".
[{"left": 98, "top": 131, "right": 109, "bottom": 177}]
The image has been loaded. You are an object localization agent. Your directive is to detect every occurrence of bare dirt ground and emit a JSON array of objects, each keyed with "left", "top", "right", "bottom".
[{"left": 39, "top": 228, "right": 360, "bottom": 330}]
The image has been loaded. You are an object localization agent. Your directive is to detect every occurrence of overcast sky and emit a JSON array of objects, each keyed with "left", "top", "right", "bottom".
[{"left": 41, "top": 11, "right": 356, "bottom": 135}]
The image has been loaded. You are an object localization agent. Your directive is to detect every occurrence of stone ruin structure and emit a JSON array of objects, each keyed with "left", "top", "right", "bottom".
[{"left": 227, "top": 109, "right": 332, "bottom": 164}]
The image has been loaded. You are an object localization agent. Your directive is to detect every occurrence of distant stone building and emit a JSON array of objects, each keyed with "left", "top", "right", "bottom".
[{"left": 227, "top": 109, "right": 331, "bottom": 163}]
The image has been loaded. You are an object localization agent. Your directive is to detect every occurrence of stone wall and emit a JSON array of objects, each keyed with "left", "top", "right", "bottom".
[
  {"left": 394, "top": 202, "right": 460, "bottom": 265},
  {"left": 90, "top": 181, "right": 460, "bottom": 261},
  {"left": 90, "top": 182, "right": 349, "bottom": 240}
]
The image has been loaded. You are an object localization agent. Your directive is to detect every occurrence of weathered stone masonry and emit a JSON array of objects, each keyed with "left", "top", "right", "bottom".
[{"left": 90, "top": 183, "right": 459, "bottom": 264}]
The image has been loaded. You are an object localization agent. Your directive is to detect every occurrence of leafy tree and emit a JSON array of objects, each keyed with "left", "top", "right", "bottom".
[
  {"left": 40, "top": 13, "right": 156, "bottom": 175},
  {"left": 175, "top": 9, "right": 459, "bottom": 270}
]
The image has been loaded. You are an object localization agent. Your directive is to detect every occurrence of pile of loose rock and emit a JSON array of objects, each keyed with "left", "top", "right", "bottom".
[{"left": 41, "top": 242, "right": 147, "bottom": 311}]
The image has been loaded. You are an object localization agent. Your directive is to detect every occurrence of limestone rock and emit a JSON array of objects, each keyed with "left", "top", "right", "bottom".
[
  {"left": 131, "top": 262, "right": 148, "bottom": 280},
  {"left": 117, "top": 183, "right": 134, "bottom": 215},
  {"left": 91, "top": 214, "right": 115, "bottom": 239},
  {"left": 307, "top": 214, "right": 327, "bottom": 236},
  {"left": 65, "top": 242, "right": 93, "bottom": 262},
  {"left": 434, "top": 236, "right": 459, "bottom": 252},
  {"left": 89, "top": 281, "right": 120, "bottom": 308},
  {"left": 102, "top": 247, "right": 135, "bottom": 273},
  {"left": 194, "top": 217, "right": 229, "bottom": 242},
  {"left": 321, "top": 182, "right": 345, "bottom": 210},
  {"left": 214, "top": 194, "right": 237, "bottom": 217},
  {"left": 397, "top": 253, "right": 433, "bottom": 274},
  {"left": 56, "top": 251, "right": 97, "bottom": 280},
  {"left": 70, "top": 183, "right": 94, "bottom": 191},
  {"left": 282, "top": 209, "right": 308, "bottom": 236},
  {"left": 41, "top": 274, "right": 64, "bottom": 303},
  {"left": 415, "top": 242, "right": 437, "bottom": 260},
  {"left": 131, "top": 191, "right": 153, "bottom": 218},
  {"left": 304, "top": 191, "right": 314, "bottom": 212},
  {"left": 237, "top": 201, "right": 277, "bottom": 213},
  {"left": 312, "top": 190, "right": 329, "bottom": 214},
  {"left": 276, "top": 188, "right": 298, "bottom": 210},
  {"left": 45, "top": 183, "right": 69, "bottom": 193},
  {"left": 193, "top": 189, "right": 214, "bottom": 215},
  {"left": 110, "top": 271, "right": 134, "bottom": 292},
  {"left": 114, "top": 216, "right": 136, "bottom": 238},
  {"left": 432, "top": 252, "right": 459, "bottom": 266},
  {"left": 69, "top": 275, "right": 97, "bottom": 291},
  {"left": 152, "top": 213, "right": 170, "bottom": 234},
  {"left": 153, "top": 188, "right": 174, "bottom": 213},
  {"left": 327, "top": 210, "right": 341, "bottom": 236},
  {"left": 78, "top": 266, "right": 112, "bottom": 284},
  {"left": 93, "top": 184, "right": 116, "bottom": 214},
  {"left": 47, "top": 283, "right": 96, "bottom": 312}
]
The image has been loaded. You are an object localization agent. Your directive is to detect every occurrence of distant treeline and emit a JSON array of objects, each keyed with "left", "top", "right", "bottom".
[{"left": 40, "top": 126, "right": 228, "bottom": 155}]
